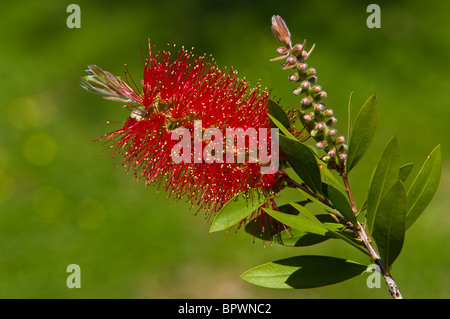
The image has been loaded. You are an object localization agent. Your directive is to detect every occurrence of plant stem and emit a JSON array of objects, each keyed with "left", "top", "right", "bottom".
[
  {"left": 340, "top": 172, "right": 403, "bottom": 299},
  {"left": 283, "top": 171, "right": 403, "bottom": 298},
  {"left": 283, "top": 174, "right": 341, "bottom": 223}
]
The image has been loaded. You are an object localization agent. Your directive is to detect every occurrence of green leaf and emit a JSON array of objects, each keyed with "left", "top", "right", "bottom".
[
  {"left": 366, "top": 136, "right": 401, "bottom": 237},
  {"left": 399, "top": 163, "right": 414, "bottom": 182},
  {"left": 346, "top": 94, "right": 380, "bottom": 173},
  {"left": 275, "top": 228, "right": 330, "bottom": 247},
  {"left": 318, "top": 158, "right": 346, "bottom": 191},
  {"left": 245, "top": 215, "right": 332, "bottom": 247},
  {"left": 373, "top": 180, "right": 407, "bottom": 270},
  {"left": 279, "top": 135, "right": 322, "bottom": 195},
  {"left": 241, "top": 255, "right": 367, "bottom": 289},
  {"left": 358, "top": 200, "right": 367, "bottom": 216},
  {"left": 347, "top": 91, "right": 354, "bottom": 140},
  {"left": 269, "top": 114, "right": 297, "bottom": 140},
  {"left": 209, "top": 189, "right": 266, "bottom": 232},
  {"left": 245, "top": 203, "right": 335, "bottom": 246},
  {"left": 327, "top": 185, "right": 357, "bottom": 225},
  {"left": 406, "top": 145, "right": 442, "bottom": 230},
  {"left": 263, "top": 207, "right": 341, "bottom": 236},
  {"left": 296, "top": 187, "right": 335, "bottom": 215},
  {"left": 289, "top": 202, "right": 321, "bottom": 222},
  {"left": 289, "top": 203, "right": 369, "bottom": 255},
  {"left": 267, "top": 100, "right": 291, "bottom": 129}
]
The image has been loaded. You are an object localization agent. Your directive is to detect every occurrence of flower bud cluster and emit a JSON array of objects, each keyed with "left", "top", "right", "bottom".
[
  {"left": 80, "top": 65, "right": 136, "bottom": 103},
  {"left": 271, "top": 15, "right": 347, "bottom": 171}
]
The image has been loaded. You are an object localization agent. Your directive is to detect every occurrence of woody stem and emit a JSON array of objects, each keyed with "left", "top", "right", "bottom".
[{"left": 340, "top": 172, "right": 403, "bottom": 299}]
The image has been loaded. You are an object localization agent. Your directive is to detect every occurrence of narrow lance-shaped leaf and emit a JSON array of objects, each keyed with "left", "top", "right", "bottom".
[
  {"left": 269, "top": 114, "right": 297, "bottom": 140},
  {"left": 318, "top": 158, "right": 347, "bottom": 191},
  {"left": 263, "top": 207, "right": 342, "bottom": 237},
  {"left": 366, "top": 135, "right": 401, "bottom": 237},
  {"left": 346, "top": 94, "right": 379, "bottom": 173},
  {"left": 296, "top": 186, "right": 335, "bottom": 214},
  {"left": 327, "top": 185, "right": 357, "bottom": 225},
  {"left": 373, "top": 180, "right": 407, "bottom": 271},
  {"left": 209, "top": 189, "right": 267, "bottom": 232},
  {"left": 347, "top": 91, "right": 354, "bottom": 140},
  {"left": 279, "top": 134, "right": 322, "bottom": 195},
  {"left": 357, "top": 162, "right": 409, "bottom": 215},
  {"left": 267, "top": 100, "right": 291, "bottom": 129},
  {"left": 406, "top": 145, "right": 442, "bottom": 230},
  {"left": 399, "top": 163, "right": 414, "bottom": 182},
  {"left": 241, "top": 255, "right": 368, "bottom": 289},
  {"left": 245, "top": 207, "right": 335, "bottom": 247},
  {"left": 289, "top": 202, "right": 369, "bottom": 255}
]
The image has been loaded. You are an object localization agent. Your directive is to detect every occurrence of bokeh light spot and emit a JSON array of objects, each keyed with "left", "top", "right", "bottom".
[
  {"left": 75, "top": 199, "right": 107, "bottom": 231},
  {"left": 7, "top": 95, "right": 58, "bottom": 129},
  {"left": 23, "top": 133, "right": 58, "bottom": 166},
  {"left": 0, "top": 171, "right": 16, "bottom": 204},
  {"left": 33, "top": 186, "right": 65, "bottom": 220}
]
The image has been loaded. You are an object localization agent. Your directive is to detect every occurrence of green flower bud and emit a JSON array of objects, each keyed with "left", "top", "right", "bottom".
[
  {"left": 329, "top": 128, "right": 337, "bottom": 136},
  {"left": 291, "top": 43, "right": 304, "bottom": 55},
  {"left": 299, "top": 50, "right": 309, "bottom": 60},
  {"left": 311, "top": 85, "right": 322, "bottom": 93},
  {"left": 322, "top": 109, "right": 334, "bottom": 117},
  {"left": 289, "top": 73, "right": 300, "bottom": 82},
  {"left": 301, "top": 97, "right": 312, "bottom": 107},
  {"left": 322, "top": 155, "right": 331, "bottom": 163},
  {"left": 327, "top": 117, "right": 337, "bottom": 126},
  {"left": 277, "top": 47, "right": 289, "bottom": 55},
  {"left": 310, "top": 129, "right": 319, "bottom": 137},
  {"left": 315, "top": 122, "right": 325, "bottom": 130},
  {"left": 303, "top": 113, "right": 314, "bottom": 122},
  {"left": 306, "top": 68, "right": 316, "bottom": 76},
  {"left": 298, "top": 63, "right": 308, "bottom": 72},
  {"left": 286, "top": 55, "right": 297, "bottom": 64},
  {"left": 308, "top": 75, "right": 318, "bottom": 84},
  {"left": 314, "top": 103, "right": 325, "bottom": 112},
  {"left": 336, "top": 136, "right": 345, "bottom": 144},
  {"left": 316, "top": 140, "right": 328, "bottom": 149},
  {"left": 315, "top": 91, "right": 327, "bottom": 101},
  {"left": 272, "top": 15, "right": 292, "bottom": 47},
  {"left": 301, "top": 81, "right": 311, "bottom": 89},
  {"left": 293, "top": 87, "right": 303, "bottom": 95},
  {"left": 339, "top": 144, "right": 348, "bottom": 152}
]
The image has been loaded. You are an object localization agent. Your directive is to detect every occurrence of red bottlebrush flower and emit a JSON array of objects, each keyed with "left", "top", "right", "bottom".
[{"left": 81, "top": 40, "right": 286, "bottom": 221}]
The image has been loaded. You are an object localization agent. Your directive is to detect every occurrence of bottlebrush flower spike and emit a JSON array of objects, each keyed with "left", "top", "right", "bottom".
[
  {"left": 271, "top": 15, "right": 347, "bottom": 171},
  {"left": 81, "top": 40, "right": 287, "bottom": 222}
]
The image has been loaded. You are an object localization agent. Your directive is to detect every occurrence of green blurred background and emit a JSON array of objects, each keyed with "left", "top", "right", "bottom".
[{"left": 0, "top": 0, "right": 449, "bottom": 298}]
